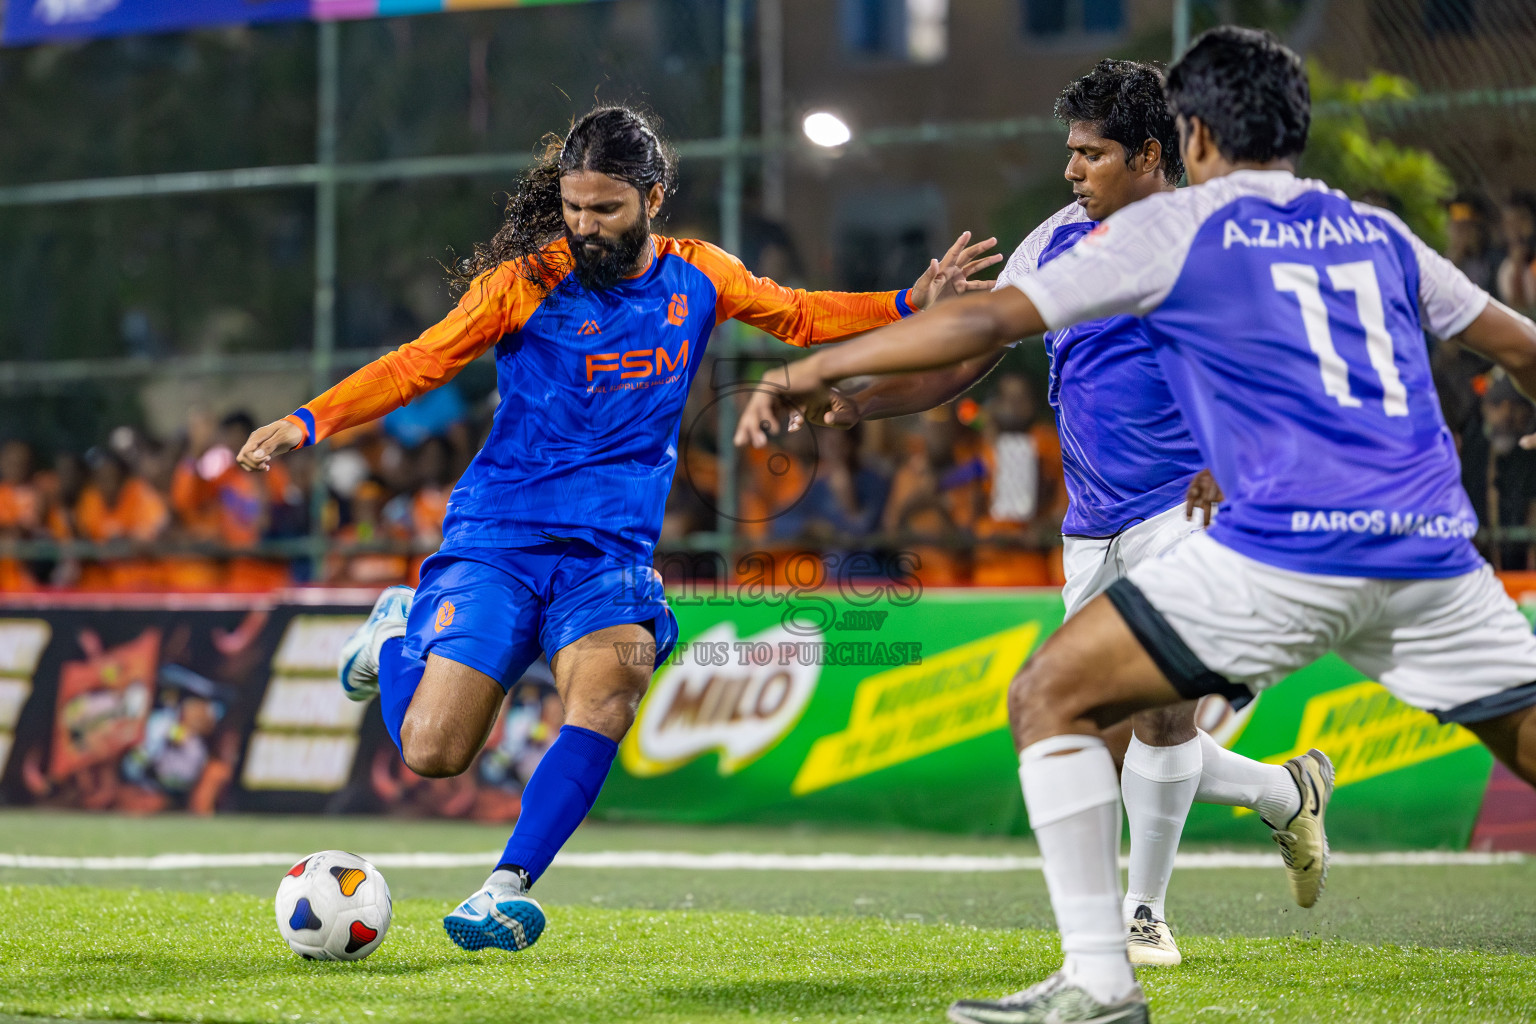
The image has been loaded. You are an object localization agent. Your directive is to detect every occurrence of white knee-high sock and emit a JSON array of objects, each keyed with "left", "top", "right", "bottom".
[
  {"left": 1019, "top": 734, "right": 1136, "bottom": 1003},
  {"left": 1194, "top": 730, "right": 1300, "bottom": 826},
  {"left": 1121, "top": 734, "right": 1201, "bottom": 923}
]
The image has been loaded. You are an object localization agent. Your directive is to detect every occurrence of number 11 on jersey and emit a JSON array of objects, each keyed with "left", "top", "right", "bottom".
[{"left": 1272, "top": 260, "right": 1409, "bottom": 418}]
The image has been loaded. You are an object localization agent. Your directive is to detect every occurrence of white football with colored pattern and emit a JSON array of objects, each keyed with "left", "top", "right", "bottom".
[{"left": 274, "top": 850, "right": 392, "bottom": 961}]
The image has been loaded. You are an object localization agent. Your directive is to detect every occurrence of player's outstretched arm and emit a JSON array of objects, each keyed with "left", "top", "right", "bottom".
[
  {"left": 704, "top": 232, "right": 998, "bottom": 349},
  {"left": 733, "top": 351, "right": 1003, "bottom": 448},
  {"left": 236, "top": 265, "right": 533, "bottom": 473},
  {"left": 1455, "top": 299, "right": 1536, "bottom": 428},
  {"left": 839, "top": 351, "right": 1007, "bottom": 423},
  {"left": 802, "top": 286, "right": 1041, "bottom": 387},
  {"left": 742, "top": 286, "right": 1044, "bottom": 437}
]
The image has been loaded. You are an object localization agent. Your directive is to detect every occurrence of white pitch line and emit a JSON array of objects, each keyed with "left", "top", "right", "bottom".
[{"left": 0, "top": 849, "right": 1524, "bottom": 872}]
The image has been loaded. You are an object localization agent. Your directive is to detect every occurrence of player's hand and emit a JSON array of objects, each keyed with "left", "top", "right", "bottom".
[
  {"left": 237, "top": 419, "right": 304, "bottom": 472},
  {"left": 1184, "top": 468, "right": 1223, "bottom": 527},
  {"left": 733, "top": 359, "right": 841, "bottom": 448},
  {"left": 909, "top": 231, "right": 1001, "bottom": 310},
  {"left": 734, "top": 386, "right": 794, "bottom": 449},
  {"left": 813, "top": 388, "right": 862, "bottom": 429},
  {"left": 783, "top": 387, "right": 862, "bottom": 433}
]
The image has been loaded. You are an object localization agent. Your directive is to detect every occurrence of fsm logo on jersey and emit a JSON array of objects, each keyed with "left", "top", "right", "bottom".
[
  {"left": 620, "top": 622, "right": 821, "bottom": 778},
  {"left": 584, "top": 338, "right": 690, "bottom": 394}
]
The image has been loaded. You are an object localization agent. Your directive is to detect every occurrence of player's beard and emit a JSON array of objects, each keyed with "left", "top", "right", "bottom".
[{"left": 568, "top": 213, "right": 651, "bottom": 292}]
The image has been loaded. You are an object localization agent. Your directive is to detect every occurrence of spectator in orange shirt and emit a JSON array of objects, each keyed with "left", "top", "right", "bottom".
[
  {"left": 737, "top": 424, "right": 813, "bottom": 544},
  {"left": 882, "top": 429, "right": 967, "bottom": 586},
  {"left": 74, "top": 447, "right": 169, "bottom": 591},
  {"left": 170, "top": 409, "right": 222, "bottom": 540},
  {"left": 328, "top": 479, "right": 409, "bottom": 585},
  {"left": 1497, "top": 193, "right": 1536, "bottom": 311},
  {"left": 0, "top": 440, "right": 41, "bottom": 591},
  {"left": 165, "top": 409, "right": 228, "bottom": 590},
  {"left": 167, "top": 411, "right": 291, "bottom": 591},
  {"left": 405, "top": 438, "right": 455, "bottom": 584},
  {"left": 214, "top": 412, "right": 290, "bottom": 591},
  {"left": 410, "top": 438, "right": 455, "bottom": 543},
  {"left": 0, "top": 440, "right": 42, "bottom": 537},
  {"left": 973, "top": 374, "right": 1066, "bottom": 586}
]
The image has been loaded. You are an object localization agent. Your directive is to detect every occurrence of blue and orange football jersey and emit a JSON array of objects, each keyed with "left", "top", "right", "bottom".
[{"left": 286, "top": 236, "right": 915, "bottom": 558}]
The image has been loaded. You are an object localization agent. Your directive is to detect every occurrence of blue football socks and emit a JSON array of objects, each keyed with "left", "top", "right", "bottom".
[
  {"left": 496, "top": 724, "right": 619, "bottom": 885},
  {"left": 377, "top": 636, "right": 423, "bottom": 754}
]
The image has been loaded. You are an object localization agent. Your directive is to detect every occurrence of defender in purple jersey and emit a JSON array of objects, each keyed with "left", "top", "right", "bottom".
[
  {"left": 737, "top": 60, "right": 1317, "bottom": 969},
  {"left": 754, "top": 29, "right": 1536, "bottom": 1024}
]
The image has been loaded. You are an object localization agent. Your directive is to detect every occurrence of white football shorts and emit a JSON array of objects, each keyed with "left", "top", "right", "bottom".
[
  {"left": 1106, "top": 532, "right": 1536, "bottom": 723},
  {"left": 1061, "top": 502, "right": 1207, "bottom": 620}
]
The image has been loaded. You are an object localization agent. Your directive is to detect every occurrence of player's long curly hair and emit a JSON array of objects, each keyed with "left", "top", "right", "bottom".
[{"left": 448, "top": 105, "right": 678, "bottom": 296}]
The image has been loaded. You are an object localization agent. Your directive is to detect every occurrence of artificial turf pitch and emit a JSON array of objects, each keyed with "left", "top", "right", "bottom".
[{"left": 2, "top": 812, "right": 1533, "bottom": 1023}]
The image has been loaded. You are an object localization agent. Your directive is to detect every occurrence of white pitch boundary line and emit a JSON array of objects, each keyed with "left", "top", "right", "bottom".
[{"left": 0, "top": 849, "right": 1524, "bottom": 872}]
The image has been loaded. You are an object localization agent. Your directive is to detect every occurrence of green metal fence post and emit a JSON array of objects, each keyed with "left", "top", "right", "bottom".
[
  {"left": 309, "top": 20, "right": 341, "bottom": 580},
  {"left": 714, "top": 0, "right": 747, "bottom": 571}
]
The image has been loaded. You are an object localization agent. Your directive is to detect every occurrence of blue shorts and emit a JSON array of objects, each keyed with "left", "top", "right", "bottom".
[
  {"left": 402, "top": 540, "right": 678, "bottom": 685},
  {"left": 379, "top": 540, "right": 678, "bottom": 753}
]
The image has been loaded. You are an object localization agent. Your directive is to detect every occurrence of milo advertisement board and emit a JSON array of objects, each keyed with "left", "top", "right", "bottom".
[{"left": 597, "top": 572, "right": 1498, "bottom": 849}]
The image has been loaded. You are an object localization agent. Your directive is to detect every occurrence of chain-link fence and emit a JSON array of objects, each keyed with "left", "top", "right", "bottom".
[{"left": 1, "top": 0, "right": 1535, "bottom": 592}]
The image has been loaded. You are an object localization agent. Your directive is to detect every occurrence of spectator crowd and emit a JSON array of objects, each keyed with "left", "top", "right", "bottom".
[
  {"left": 7, "top": 191, "right": 1536, "bottom": 594},
  {"left": 1437, "top": 192, "right": 1536, "bottom": 571},
  {"left": 0, "top": 364, "right": 1072, "bottom": 593}
]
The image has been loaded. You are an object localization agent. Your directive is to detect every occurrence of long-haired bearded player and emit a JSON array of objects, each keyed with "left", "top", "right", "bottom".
[{"left": 237, "top": 105, "right": 999, "bottom": 953}]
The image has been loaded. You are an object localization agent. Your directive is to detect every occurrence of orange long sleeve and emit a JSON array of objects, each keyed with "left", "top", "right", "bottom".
[
  {"left": 286, "top": 261, "right": 549, "bottom": 446},
  {"left": 677, "top": 239, "right": 914, "bottom": 347}
]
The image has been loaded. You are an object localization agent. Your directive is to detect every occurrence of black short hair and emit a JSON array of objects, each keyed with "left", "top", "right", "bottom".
[
  {"left": 1054, "top": 59, "right": 1183, "bottom": 185},
  {"left": 1166, "top": 26, "right": 1310, "bottom": 164}
]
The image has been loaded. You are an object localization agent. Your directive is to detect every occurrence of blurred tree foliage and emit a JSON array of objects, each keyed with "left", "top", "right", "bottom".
[
  {"left": 0, "top": 2, "right": 724, "bottom": 374},
  {"left": 1302, "top": 62, "right": 1455, "bottom": 249}
]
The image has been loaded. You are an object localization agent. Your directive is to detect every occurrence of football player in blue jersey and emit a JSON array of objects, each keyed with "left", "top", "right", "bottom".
[
  {"left": 751, "top": 28, "right": 1536, "bottom": 1023},
  {"left": 738, "top": 58, "right": 1322, "bottom": 970},
  {"left": 237, "top": 106, "right": 1000, "bottom": 955}
]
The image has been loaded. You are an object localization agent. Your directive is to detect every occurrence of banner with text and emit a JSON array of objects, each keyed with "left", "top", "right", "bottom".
[
  {"left": 3, "top": 0, "right": 611, "bottom": 47},
  {"left": 598, "top": 588, "right": 1504, "bottom": 849},
  {"left": 0, "top": 588, "right": 1524, "bottom": 849}
]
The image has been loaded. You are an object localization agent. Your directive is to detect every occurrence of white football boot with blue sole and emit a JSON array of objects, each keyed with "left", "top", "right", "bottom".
[
  {"left": 337, "top": 584, "right": 413, "bottom": 702},
  {"left": 443, "top": 880, "right": 547, "bottom": 952}
]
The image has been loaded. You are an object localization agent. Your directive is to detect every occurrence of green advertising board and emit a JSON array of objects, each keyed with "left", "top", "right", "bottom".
[{"left": 595, "top": 587, "right": 1494, "bottom": 849}]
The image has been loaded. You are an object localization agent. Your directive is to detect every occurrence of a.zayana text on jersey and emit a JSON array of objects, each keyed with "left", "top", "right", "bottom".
[{"left": 1222, "top": 213, "right": 1392, "bottom": 250}]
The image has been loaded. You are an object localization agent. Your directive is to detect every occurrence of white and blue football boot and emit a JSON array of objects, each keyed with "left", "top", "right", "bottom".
[
  {"left": 443, "top": 872, "right": 547, "bottom": 952},
  {"left": 337, "top": 584, "right": 414, "bottom": 703}
]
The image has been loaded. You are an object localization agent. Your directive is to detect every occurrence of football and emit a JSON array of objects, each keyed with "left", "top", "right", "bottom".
[{"left": 274, "top": 850, "right": 392, "bottom": 961}]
